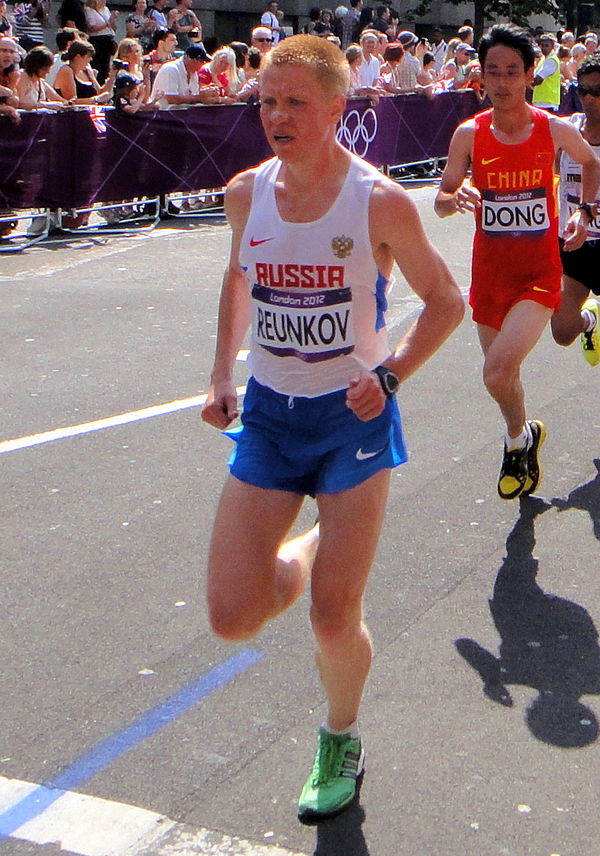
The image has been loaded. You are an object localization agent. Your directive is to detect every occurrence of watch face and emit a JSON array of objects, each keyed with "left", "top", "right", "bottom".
[{"left": 385, "top": 370, "right": 399, "bottom": 394}]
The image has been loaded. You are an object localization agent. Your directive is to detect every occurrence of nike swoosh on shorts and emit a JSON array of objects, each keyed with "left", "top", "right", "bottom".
[{"left": 356, "top": 448, "right": 384, "bottom": 461}]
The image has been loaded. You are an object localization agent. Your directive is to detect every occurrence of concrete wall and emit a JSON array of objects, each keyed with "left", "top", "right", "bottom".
[{"left": 40, "top": 0, "right": 558, "bottom": 49}]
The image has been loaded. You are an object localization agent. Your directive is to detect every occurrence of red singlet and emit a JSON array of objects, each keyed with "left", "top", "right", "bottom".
[{"left": 470, "top": 105, "right": 562, "bottom": 330}]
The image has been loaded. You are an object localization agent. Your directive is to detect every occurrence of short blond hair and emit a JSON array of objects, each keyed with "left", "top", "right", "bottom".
[{"left": 261, "top": 34, "right": 350, "bottom": 96}]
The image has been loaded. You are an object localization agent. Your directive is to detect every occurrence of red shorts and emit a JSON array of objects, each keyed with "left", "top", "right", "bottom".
[{"left": 469, "top": 273, "right": 561, "bottom": 331}]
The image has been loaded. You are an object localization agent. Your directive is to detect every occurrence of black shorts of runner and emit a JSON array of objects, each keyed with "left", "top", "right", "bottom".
[{"left": 559, "top": 238, "right": 600, "bottom": 295}]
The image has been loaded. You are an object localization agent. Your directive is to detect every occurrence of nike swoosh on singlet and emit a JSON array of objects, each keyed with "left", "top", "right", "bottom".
[
  {"left": 249, "top": 237, "right": 274, "bottom": 246},
  {"left": 532, "top": 286, "right": 551, "bottom": 292},
  {"left": 356, "top": 448, "right": 384, "bottom": 461},
  {"left": 481, "top": 157, "right": 502, "bottom": 165}
]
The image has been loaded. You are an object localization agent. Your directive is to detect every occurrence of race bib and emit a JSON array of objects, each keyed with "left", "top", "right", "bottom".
[
  {"left": 566, "top": 193, "right": 600, "bottom": 240},
  {"left": 481, "top": 187, "right": 550, "bottom": 236},
  {"left": 252, "top": 284, "right": 355, "bottom": 362}
]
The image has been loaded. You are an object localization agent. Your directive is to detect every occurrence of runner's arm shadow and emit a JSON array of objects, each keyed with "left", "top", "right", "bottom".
[
  {"left": 551, "top": 458, "right": 600, "bottom": 540},
  {"left": 454, "top": 638, "right": 513, "bottom": 706}
]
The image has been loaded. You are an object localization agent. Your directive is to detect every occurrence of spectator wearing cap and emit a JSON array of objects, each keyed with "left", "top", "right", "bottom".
[
  {"left": 532, "top": 32, "right": 561, "bottom": 112},
  {"left": 149, "top": 43, "right": 219, "bottom": 104},
  {"left": 251, "top": 26, "right": 273, "bottom": 53},
  {"left": 560, "top": 30, "right": 575, "bottom": 48},
  {"left": 451, "top": 41, "right": 478, "bottom": 89},
  {"left": 357, "top": 29, "right": 381, "bottom": 87},
  {"left": 430, "top": 27, "right": 446, "bottom": 74},
  {"left": 167, "top": 0, "right": 202, "bottom": 52},
  {"left": 395, "top": 30, "right": 429, "bottom": 91},
  {"left": 584, "top": 32, "right": 598, "bottom": 56},
  {"left": 261, "top": 0, "right": 284, "bottom": 45}
]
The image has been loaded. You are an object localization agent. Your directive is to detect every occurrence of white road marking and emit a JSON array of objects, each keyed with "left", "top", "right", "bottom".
[
  {"left": 0, "top": 776, "right": 306, "bottom": 856},
  {"left": 0, "top": 227, "right": 210, "bottom": 282},
  {"left": 0, "top": 386, "right": 247, "bottom": 455}
]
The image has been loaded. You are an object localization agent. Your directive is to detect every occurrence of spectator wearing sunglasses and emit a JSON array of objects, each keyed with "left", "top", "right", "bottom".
[
  {"left": 552, "top": 53, "right": 600, "bottom": 365},
  {"left": 251, "top": 26, "right": 273, "bottom": 54}
]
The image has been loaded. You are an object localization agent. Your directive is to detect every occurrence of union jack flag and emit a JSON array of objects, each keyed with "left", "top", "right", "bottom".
[{"left": 88, "top": 105, "right": 108, "bottom": 134}]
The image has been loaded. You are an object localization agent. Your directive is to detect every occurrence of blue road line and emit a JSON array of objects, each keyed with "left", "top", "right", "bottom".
[{"left": 0, "top": 648, "right": 262, "bottom": 838}]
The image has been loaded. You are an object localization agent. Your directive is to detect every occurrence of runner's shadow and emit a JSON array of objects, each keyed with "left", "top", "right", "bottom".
[
  {"left": 312, "top": 779, "right": 369, "bottom": 855},
  {"left": 456, "top": 495, "right": 600, "bottom": 747},
  {"left": 551, "top": 458, "right": 600, "bottom": 540}
]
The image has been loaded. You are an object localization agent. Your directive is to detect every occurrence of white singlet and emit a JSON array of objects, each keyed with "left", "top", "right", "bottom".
[
  {"left": 239, "top": 154, "right": 393, "bottom": 398},
  {"left": 558, "top": 113, "right": 600, "bottom": 240}
]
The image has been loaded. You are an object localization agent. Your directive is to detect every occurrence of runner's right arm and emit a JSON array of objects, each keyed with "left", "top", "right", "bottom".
[
  {"left": 201, "top": 172, "right": 254, "bottom": 429},
  {"left": 434, "top": 121, "right": 481, "bottom": 217}
]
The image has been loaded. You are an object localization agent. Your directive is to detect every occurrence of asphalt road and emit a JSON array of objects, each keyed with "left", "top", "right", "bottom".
[{"left": 2, "top": 188, "right": 600, "bottom": 856}]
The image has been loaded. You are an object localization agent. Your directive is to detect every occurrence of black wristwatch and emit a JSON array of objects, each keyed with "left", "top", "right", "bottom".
[
  {"left": 372, "top": 365, "right": 400, "bottom": 398},
  {"left": 577, "top": 202, "right": 596, "bottom": 222}
]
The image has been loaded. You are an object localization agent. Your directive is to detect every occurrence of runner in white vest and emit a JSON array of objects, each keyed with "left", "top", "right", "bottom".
[
  {"left": 201, "top": 34, "right": 463, "bottom": 824},
  {"left": 552, "top": 54, "right": 600, "bottom": 364}
]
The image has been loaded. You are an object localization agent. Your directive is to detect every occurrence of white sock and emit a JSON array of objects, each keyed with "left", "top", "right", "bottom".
[
  {"left": 582, "top": 308, "right": 596, "bottom": 333},
  {"left": 505, "top": 422, "right": 531, "bottom": 451},
  {"left": 324, "top": 720, "right": 360, "bottom": 740}
]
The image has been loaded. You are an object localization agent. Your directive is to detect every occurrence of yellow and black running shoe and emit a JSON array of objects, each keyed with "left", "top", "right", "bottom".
[
  {"left": 581, "top": 299, "right": 600, "bottom": 366},
  {"left": 498, "top": 443, "right": 529, "bottom": 500},
  {"left": 522, "top": 419, "right": 547, "bottom": 497}
]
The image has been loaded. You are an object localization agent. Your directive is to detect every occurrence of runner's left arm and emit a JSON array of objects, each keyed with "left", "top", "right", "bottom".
[{"left": 346, "top": 181, "right": 465, "bottom": 421}]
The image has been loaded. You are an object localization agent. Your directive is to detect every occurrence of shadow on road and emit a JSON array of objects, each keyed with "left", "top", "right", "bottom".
[
  {"left": 455, "top": 492, "right": 600, "bottom": 748},
  {"left": 313, "top": 802, "right": 369, "bottom": 856}
]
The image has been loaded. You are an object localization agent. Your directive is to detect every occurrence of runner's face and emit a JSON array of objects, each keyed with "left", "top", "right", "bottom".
[
  {"left": 579, "top": 71, "right": 600, "bottom": 123},
  {"left": 260, "top": 64, "right": 345, "bottom": 162},
  {"left": 482, "top": 44, "right": 533, "bottom": 109}
]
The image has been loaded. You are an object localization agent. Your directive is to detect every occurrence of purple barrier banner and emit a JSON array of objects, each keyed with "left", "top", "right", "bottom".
[{"left": 0, "top": 91, "right": 480, "bottom": 210}]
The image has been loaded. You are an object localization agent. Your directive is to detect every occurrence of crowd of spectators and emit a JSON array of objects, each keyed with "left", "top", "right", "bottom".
[{"left": 1, "top": 0, "right": 599, "bottom": 125}]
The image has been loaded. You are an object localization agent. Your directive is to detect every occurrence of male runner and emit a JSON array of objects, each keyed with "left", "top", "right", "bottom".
[
  {"left": 201, "top": 35, "right": 464, "bottom": 822},
  {"left": 551, "top": 54, "right": 600, "bottom": 364},
  {"left": 435, "top": 24, "right": 600, "bottom": 500}
]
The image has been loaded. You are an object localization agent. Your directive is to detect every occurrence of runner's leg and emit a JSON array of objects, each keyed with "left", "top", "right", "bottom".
[
  {"left": 207, "top": 475, "right": 318, "bottom": 641},
  {"left": 478, "top": 299, "right": 552, "bottom": 438},
  {"left": 311, "top": 468, "right": 391, "bottom": 732},
  {"left": 551, "top": 275, "right": 590, "bottom": 346}
]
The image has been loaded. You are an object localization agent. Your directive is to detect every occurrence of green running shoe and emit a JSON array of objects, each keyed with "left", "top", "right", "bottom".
[
  {"left": 297, "top": 728, "right": 364, "bottom": 824},
  {"left": 581, "top": 299, "right": 600, "bottom": 366}
]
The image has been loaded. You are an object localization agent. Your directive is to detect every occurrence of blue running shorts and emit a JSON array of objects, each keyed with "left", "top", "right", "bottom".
[{"left": 225, "top": 376, "right": 407, "bottom": 496}]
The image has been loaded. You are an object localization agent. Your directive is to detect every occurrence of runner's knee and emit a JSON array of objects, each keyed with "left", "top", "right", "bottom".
[
  {"left": 482, "top": 357, "right": 517, "bottom": 398},
  {"left": 310, "top": 598, "right": 363, "bottom": 644},
  {"left": 550, "top": 314, "right": 580, "bottom": 347},
  {"left": 208, "top": 594, "right": 269, "bottom": 641}
]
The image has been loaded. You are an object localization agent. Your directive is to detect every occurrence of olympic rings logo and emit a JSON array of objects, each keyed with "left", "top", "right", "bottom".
[{"left": 336, "top": 108, "right": 378, "bottom": 157}]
